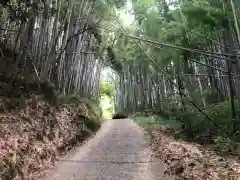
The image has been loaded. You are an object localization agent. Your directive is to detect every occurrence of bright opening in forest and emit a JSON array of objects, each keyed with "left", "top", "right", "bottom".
[
  {"left": 1, "top": 0, "right": 240, "bottom": 178},
  {"left": 100, "top": 67, "right": 116, "bottom": 118}
]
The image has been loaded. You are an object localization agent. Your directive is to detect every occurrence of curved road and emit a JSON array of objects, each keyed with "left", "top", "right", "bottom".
[{"left": 42, "top": 119, "right": 174, "bottom": 180}]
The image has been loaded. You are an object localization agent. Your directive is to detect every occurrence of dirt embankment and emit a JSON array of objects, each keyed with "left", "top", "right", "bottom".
[
  {"left": 150, "top": 126, "right": 240, "bottom": 180},
  {"left": 0, "top": 96, "right": 102, "bottom": 180}
]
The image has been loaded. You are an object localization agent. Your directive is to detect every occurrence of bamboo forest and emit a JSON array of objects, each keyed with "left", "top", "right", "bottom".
[{"left": 1, "top": 0, "right": 240, "bottom": 179}]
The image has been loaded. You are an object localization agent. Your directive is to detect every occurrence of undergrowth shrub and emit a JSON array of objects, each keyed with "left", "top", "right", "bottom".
[
  {"left": 214, "top": 136, "right": 240, "bottom": 155},
  {"left": 133, "top": 112, "right": 182, "bottom": 130},
  {"left": 168, "top": 101, "right": 240, "bottom": 154},
  {"left": 112, "top": 112, "right": 128, "bottom": 119},
  {"left": 135, "top": 100, "right": 240, "bottom": 155},
  {"left": 60, "top": 94, "right": 102, "bottom": 130}
]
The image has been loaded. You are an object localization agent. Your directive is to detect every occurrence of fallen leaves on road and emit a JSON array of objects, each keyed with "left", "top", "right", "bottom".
[{"left": 151, "top": 126, "right": 240, "bottom": 180}]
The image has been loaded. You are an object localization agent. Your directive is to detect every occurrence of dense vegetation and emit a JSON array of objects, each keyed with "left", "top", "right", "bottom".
[
  {"left": 99, "top": 0, "right": 240, "bottom": 155},
  {"left": 0, "top": 0, "right": 105, "bottom": 178},
  {"left": 100, "top": 79, "right": 115, "bottom": 118},
  {"left": 1, "top": 0, "right": 240, "bottom": 178}
]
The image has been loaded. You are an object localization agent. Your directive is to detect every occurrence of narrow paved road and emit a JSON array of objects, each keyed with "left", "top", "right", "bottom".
[{"left": 42, "top": 119, "right": 174, "bottom": 180}]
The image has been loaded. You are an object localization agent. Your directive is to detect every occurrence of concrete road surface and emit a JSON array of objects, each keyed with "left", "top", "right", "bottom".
[{"left": 40, "top": 119, "right": 174, "bottom": 180}]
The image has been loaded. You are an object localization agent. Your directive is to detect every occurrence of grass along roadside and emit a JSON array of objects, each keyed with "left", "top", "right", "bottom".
[{"left": 134, "top": 115, "right": 240, "bottom": 179}]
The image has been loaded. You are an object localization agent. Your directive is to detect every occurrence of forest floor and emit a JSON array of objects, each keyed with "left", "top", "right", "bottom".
[
  {"left": 2, "top": 99, "right": 240, "bottom": 180},
  {"left": 148, "top": 124, "right": 240, "bottom": 180},
  {"left": 0, "top": 94, "right": 101, "bottom": 180},
  {"left": 37, "top": 119, "right": 175, "bottom": 180}
]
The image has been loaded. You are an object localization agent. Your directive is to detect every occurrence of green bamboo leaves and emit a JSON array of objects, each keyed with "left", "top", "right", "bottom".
[{"left": 137, "top": 0, "right": 155, "bottom": 5}]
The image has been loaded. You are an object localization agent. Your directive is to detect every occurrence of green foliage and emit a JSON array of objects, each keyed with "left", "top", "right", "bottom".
[
  {"left": 62, "top": 94, "right": 101, "bottom": 115},
  {"left": 131, "top": 0, "right": 155, "bottom": 6},
  {"left": 170, "top": 102, "right": 229, "bottom": 139},
  {"left": 102, "top": 0, "right": 232, "bottom": 72},
  {"left": 100, "top": 81, "right": 115, "bottom": 118},
  {"left": 96, "top": 0, "right": 126, "bottom": 9},
  {"left": 100, "top": 81, "right": 115, "bottom": 98},
  {"left": 133, "top": 97, "right": 240, "bottom": 155},
  {"left": 134, "top": 112, "right": 182, "bottom": 130},
  {"left": 89, "top": 27, "right": 102, "bottom": 43},
  {"left": 134, "top": 116, "right": 157, "bottom": 128},
  {"left": 135, "top": 100, "right": 240, "bottom": 155},
  {"left": 41, "top": 82, "right": 59, "bottom": 107},
  {"left": 166, "top": 100, "right": 240, "bottom": 153},
  {"left": 106, "top": 46, "right": 123, "bottom": 73},
  {"left": 60, "top": 94, "right": 102, "bottom": 129},
  {"left": 103, "top": 0, "right": 240, "bottom": 157},
  {"left": 214, "top": 136, "right": 240, "bottom": 155},
  {"left": 181, "top": 1, "right": 227, "bottom": 29}
]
